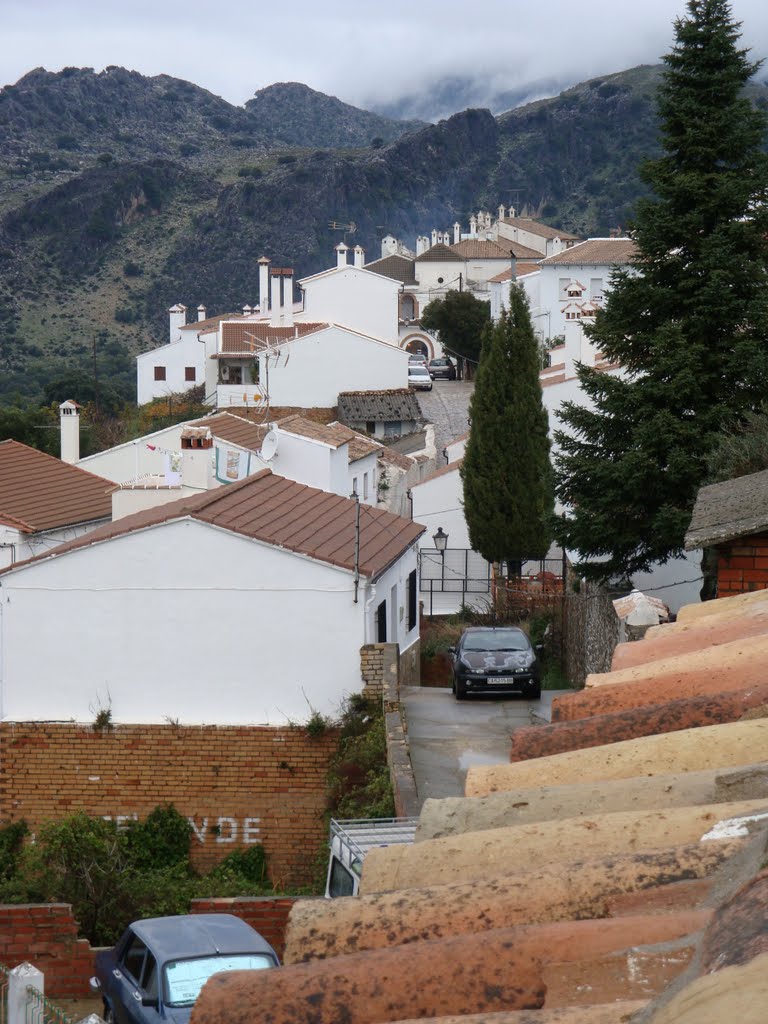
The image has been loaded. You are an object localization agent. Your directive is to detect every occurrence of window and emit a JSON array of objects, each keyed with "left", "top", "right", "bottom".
[
  {"left": 365, "top": 421, "right": 375, "bottom": 434},
  {"left": 407, "top": 569, "right": 417, "bottom": 631},
  {"left": 363, "top": 473, "right": 369, "bottom": 499},
  {"left": 184, "top": 366, "right": 196, "bottom": 381},
  {"left": 352, "top": 477, "right": 358, "bottom": 495},
  {"left": 154, "top": 366, "right": 166, "bottom": 381}
]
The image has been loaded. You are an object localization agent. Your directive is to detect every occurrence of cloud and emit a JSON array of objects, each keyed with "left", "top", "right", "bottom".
[{"left": 2, "top": 0, "right": 767, "bottom": 111}]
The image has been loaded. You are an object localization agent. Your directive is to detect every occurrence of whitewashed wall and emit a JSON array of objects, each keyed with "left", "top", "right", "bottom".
[
  {"left": 300, "top": 266, "right": 401, "bottom": 343},
  {"left": 0, "top": 520, "right": 109, "bottom": 571},
  {"left": 365, "top": 542, "right": 420, "bottom": 652},
  {"left": 0, "top": 520, "right": 378, "bottom": 725},
  {"left": 136, "top": 336, "right": 205, "bottom": 406},
  {"left": 257, "top": 327, "right": 410, "bottom": 408}
]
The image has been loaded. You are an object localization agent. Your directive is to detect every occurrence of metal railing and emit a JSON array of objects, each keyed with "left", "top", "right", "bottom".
[{"left": 1, "top": 963, "right": 80, "bottom": 1024}]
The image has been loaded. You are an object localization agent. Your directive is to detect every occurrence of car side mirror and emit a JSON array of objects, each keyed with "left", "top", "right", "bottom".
[
  {"left": 89, "top": 978, "right": 101, "bottom": 993},
  {"left": 447, "top": 646, "right": 456, "bottom": 655},
  {"left": 535, "top": 644, "right": 544, "bottom": 656}
]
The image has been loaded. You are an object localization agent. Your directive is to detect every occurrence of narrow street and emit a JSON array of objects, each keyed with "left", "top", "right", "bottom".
[{"left": 416, "top": 380, "right": 473, "bottom": 455}]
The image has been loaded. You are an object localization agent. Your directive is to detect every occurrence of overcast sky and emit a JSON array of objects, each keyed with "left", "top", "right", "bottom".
[{"left": 3, "top": 0, "right": 768, "bottom": 112}]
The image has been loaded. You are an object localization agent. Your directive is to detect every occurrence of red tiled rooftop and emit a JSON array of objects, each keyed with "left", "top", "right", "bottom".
[
  {"left": 0, "top": 469, "right": 423, "bottom": 580},
  {"left": 0, "top": 439, "right": 112, "bottom": 533}
]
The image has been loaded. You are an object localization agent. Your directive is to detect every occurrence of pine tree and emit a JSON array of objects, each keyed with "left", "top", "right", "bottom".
[
  {"left": 462, "top": 284, "right": 553, "bottom": 565},
  {"left": 555, "top": 0, "right": 768, "bottom": 579}
]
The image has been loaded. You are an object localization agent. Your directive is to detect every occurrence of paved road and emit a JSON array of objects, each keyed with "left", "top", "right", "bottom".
[
  {"left": 402, "top": 686, "right": 568, "bottom": 804},
  {"left": 417, "top": 380, "right": 473, "bottom": 455}
]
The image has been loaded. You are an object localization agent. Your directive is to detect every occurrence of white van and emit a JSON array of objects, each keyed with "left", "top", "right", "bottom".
[{"left": 325, "top": 817, "right": 418, "bottom": 897}]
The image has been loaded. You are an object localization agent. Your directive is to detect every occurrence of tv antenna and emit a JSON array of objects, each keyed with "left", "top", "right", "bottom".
[{"left": 329, "top": 220, "right": 357, "bottom": 244}]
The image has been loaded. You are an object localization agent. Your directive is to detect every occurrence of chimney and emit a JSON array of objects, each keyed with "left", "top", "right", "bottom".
[
  {"left": 431, "top": 229, "right": 438, "bottom": 247},
  {"left": 453, "top": 222, "right": 461, "bottom": 244},
  {"left": 270, "top": 271, "right": 281, "bottom": 327},
  {"left": 353, "top": 245, "right": 365, "bottom": 268},
  {"left": 498, "top": 204, "right": 506, "bottom": 222},
  {"left": 416, "top": 235, "right": 428, "bottom": 256},
  {"left": 59, "top": 400, "right": 80, "bottom": 464},
  {"left": 197, "top": 304, "right": 207, "bottom": 322},
  {"left": 180, "top": 427, "right": 213, "bottom": 490},
  {"left": 258, "top": 256, "right": 271, "bottom": 313},
  {"left": 335, "top": 243, "right": 349, "bottom": 268},
  {"left": 242, "top": 305, "right": 252, "bottom": 316},
  {"left": 168, "top": 303, "right": 187, "bottom": 342},
  {"left": 470, "top": 215, "right": 477, "bottom": 237},
  {"left": 283, "top": 269, "right": 294, "bottom": 327}
]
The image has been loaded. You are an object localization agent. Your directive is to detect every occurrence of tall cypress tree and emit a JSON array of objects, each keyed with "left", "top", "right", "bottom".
[
  {"left": 462, "top": 284, "right": 553, "bottom": 565},
  {"left": 555, "top": 0, "right": 768, "bottom": 579}
]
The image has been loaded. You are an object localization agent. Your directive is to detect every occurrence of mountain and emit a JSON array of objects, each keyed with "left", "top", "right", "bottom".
[
  {"left": 245, "top": 82, "right": 425, "bottom": 147},
  {"left": 1, "top": 63, "right": 767, "bottom": 406}
]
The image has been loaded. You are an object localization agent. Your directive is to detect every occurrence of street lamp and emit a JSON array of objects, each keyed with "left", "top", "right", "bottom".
[{"left": 432, "top": 527, "right": 448, "bottom": 557}]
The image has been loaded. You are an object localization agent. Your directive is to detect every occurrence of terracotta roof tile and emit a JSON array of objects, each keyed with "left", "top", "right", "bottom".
[
  {"left": 540, "top": 238, "right": 637, "bottom": 265},
  {"left": 363, "top": 254, "right": 417, "bottom": 285},
  {"left": 190, "top": 413, "right": 269, "bottom": 451},
  {"left": 179, "top": 312, "right": 241, "bottom": 331},
  {"left": 415, "top": 243, "right": 463, "bottom": 263},
  {"left": 502, "top": 216, "right": 581, "bottom": 241},
  {"left": 450, "top": 239, "right": 513, "bottom": 259},
  {"left": 0, "top": 439, "right": 112, "bottom": 532},
  {"left": 488, "top": 262, "right": 540, "bottom": 282},
  {"left": 218, "top": 321, "right": 327, "bottom": 355},
  {"left": 1, "top": 469, "right": 423, "bottom": 580}
]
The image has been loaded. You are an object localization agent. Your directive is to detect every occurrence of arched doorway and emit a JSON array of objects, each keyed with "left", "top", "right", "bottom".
[{"left": 403, "top": 335, "right": 433, "bottom": 359}]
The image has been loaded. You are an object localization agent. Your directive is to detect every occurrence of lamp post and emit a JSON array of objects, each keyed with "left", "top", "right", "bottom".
[
  {"left": 432, "top": 527, "right": 448, "bottom": 557},
  {"left": 429, "top": 527, "right": 449, "bottom": 618}
]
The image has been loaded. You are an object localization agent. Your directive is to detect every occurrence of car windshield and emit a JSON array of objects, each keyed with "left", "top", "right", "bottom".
[
  {"left": 164, "top": 954, "right": 273, "bottom": 1006},
  {"left": 462, "top": 630, "right": 529, "bottom": 652},
  {"left": 410, "top": 366, "right": 429, "bottom": 376}
]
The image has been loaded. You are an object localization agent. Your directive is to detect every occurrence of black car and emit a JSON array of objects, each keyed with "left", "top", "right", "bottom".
[
  {"left": 91, "top": 914, "right": 279, "bottom": 1024},
  {"left": 428, "top": 357, "right": 457, "bottom": 380},
  {"left": 450, "top": 626, "right": 542, "bottom": 701}
]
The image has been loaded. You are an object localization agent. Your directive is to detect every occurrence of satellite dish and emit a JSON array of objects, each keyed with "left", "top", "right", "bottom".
[{"left": 259, "top": 429, "right": 279, "bottom": 462}]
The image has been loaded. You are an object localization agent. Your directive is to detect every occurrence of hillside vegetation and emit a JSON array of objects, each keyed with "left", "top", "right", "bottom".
[{"left": 1, "top": 63, "right": 766, "bottom": 405}]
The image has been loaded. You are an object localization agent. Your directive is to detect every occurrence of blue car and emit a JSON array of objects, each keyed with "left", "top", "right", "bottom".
[{"left": 91, "top": 914, "right": 279, "bottom": 1024}]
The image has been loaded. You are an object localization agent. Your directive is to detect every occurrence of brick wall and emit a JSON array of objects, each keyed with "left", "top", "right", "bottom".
[
  {"left": 717, "top": 533, "right": 768, "bottom": 596},
  {"left": 0, "top": 722, "right": 338, "bottom": 885},
  {"left": 0, "top": 898, "right": 301, "bottom": 997},
  {"left": 191, "top": 897, "right": 299, "bottom": 962},
  {"left": 0, "top": 904, "right": 95, "bottom": 998}
]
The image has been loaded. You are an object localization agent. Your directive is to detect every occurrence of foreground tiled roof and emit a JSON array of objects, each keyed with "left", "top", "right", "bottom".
[
  {"left": 1, "top": 470, "right": 423, "bottom": 579},
  {"left": 363, "top": 254, "right": 417, "bottom": 285},
  {"left": 502, "top": 216, "right": 581, "bottom": 241},
  {"left": 0, "top": 439, "right": 112, "bottom": 532},
  {"left": 200, "top": 585, "right": 768, "bottom": 1023},
  {"left": 540, "top": 237, "right": 637, "bottom": 266},
  {"left": 337, "top": 389, "right": 424, "bottom": 424},
  {"left": 685, "top": 469, "right": 768, "bottom": 549},
  {"left": 179, "top": 312, "right": 240, "bottom": 331}
]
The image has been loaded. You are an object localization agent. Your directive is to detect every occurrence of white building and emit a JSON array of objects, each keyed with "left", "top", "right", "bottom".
[{"left": 0, "top": 471, "right": 424, "bottom": 726}]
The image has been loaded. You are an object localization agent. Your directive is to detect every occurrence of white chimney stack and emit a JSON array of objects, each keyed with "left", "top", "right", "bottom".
[
  {"left": 335, "top": 243, "right": 349, "bottom": 268},
  {"left": 242, "top": 305, "right": 252, "bottom": 316},
  {"left": 197, "top": 304, "right": 207, "bottom": 322},
  {"left": 431, "top": 229, "right": 438, "bottom": 247},
  {"left": 168, "top": 303, "right": 187, "bottom": 342},
  {"left": 470, "top": 215, "right": 477, "bottom": 236},
  {"left": 416, "top": 235, "right": 428, "bottom": 256},
  {"left": 59, "top": 400, "right": 80, "bottom": 464},
  {"left": 453, "top": 222, "right": 461, "bottom": 243},
  {"left": 498, "top": 204, "right": 506, "bottom": 222},
  {"left": 270, "top": 271, "right": 281, "bottom": 327},
  {"left": 283, "top": 270, "right": 294, "bottom": 327},
  {"left": 353, "top": 245, "right": 365, "bottom": 268},
  {"left": 258, "top": 256, "right": 271, "bottom": 313}
]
